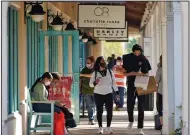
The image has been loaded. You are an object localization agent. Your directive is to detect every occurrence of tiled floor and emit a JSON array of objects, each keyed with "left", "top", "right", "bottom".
[
  {"left": 31, "top": 111, "right": 161, "bottom": 135},
  {"left": 32, "top": 97, "right": 161, "bottom": 135}
]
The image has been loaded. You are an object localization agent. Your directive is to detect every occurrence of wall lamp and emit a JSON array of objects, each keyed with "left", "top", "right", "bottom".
[
  {"left": 81, "top": 33, "right": 89, "bottom": 43},
  {"left": 24, "top": 1, "right": 46, "bottom": 23},
  {"left": 47, "top": 9, "right": 67, "bottom": 31}
]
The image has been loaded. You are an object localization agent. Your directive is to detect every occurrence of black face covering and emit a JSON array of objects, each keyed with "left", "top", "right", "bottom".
[{"left": 100, "top": 62, "right": 107, "bottom": 68}]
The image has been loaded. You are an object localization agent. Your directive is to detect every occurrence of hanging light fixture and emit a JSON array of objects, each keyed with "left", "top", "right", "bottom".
[
  {"left": 79, "top": 29, "right": 83, "bottom": 40},
  {"left": 50, "top": 11, "right": 65, "bottom": 31},
  {"left": 24, "top": 2, "right": 46, "bottom": 23},
  {"left": 82, "top": 33, "right": 88, "bottom": 43},
  {"left": 92, "top": 39, "right": 97, "bottom": 45},
  {"left": 87, "top": 36, "right": 94, "bottom": 44},
  {"left": 65, "top": 22, "right": 76, "bottom": 30}
]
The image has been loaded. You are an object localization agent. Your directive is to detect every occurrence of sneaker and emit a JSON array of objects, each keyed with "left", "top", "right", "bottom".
[
  {"left": 127, "top": 122, "right": 134, "bottom": 131},
  {"left": 137, "top": 129, "right": 144, "bottom": 135},
  {"left": 106, "top": 127, "right": 113, "bottom": 134},
  {"left": 98, "top": 127, "right": 103, "bottom": 134},
  {"left": 88, "top": 120, "right": 95, "bottom": 125}
]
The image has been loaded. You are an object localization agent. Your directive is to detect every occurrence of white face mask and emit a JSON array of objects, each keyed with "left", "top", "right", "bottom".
[
  {"left": 45, "top": 81, "right": 51, "bottom": 86},
  {"left": 86, "top": 64, "right": 91, "bottom": 68},
  {"left": 116, "top": 61, "right": 123, "bottom": 66}
]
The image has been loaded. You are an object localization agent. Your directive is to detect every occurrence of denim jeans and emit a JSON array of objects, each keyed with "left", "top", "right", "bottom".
[
  {"left": 84, "top": 95, "right": 95, "bottom": 121},
  {"left": 114, "top": 87, "right": 125, "bottom": 108}
]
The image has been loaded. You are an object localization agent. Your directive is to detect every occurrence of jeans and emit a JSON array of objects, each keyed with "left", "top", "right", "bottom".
[
  {"left": 94, "top": 93, "right": 113, "bottom": 127},
  {"left": 114, "top": 87, "right": 125, "bottom": 108},
  {"left": 84, "top": 95, "right": 95, "bottom": 121}
]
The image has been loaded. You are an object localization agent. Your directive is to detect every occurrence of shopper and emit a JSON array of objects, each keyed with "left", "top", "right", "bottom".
[
  {"left": 89, "top": 56, "right": 119, "bottom": 134},
  {"left": 80, "top": 56, "right": 96, "bottom": 125},
  {"left": 112, "top": 56, "right": 126, "bottom": 111},
  {"left": 155, "top": 55, "right": 163, "bottom": 129},
  {"left": 122, "top": 44, "right": 151, "bottom": 135}
]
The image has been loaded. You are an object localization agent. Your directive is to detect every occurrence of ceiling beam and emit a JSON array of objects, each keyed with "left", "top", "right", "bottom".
[{"left": 126, "top": 8, "right": 145, "bottom": 16}]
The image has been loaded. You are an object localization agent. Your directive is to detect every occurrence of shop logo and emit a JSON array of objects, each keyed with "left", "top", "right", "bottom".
[{"left": 94, "top": 7, "right": 109, "bottom": 16}]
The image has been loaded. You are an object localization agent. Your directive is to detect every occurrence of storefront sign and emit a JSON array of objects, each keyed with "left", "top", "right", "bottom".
[
  {"left": 78, "top": 4, "right": 126, "bottom": 28},
  {"left": 143, "top": 37, "right": 152, "bottom": 57},
  {"left": 99, "top": 37, "right": 128, "bottom": 41},
  {"left": 48, "top": 76, "right": 73, "bottom": 108}
]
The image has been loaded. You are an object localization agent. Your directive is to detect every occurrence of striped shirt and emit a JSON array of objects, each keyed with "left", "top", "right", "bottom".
[{"left": 113, "top": 66, "right": 126, "bottom": 87}]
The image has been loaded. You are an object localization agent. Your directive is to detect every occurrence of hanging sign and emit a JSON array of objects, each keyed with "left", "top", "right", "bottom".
[
  {"left": 48, "top": 75, "right": 73, "bottom": 108},
  {"left": 143, "top": 37, "right": 152, "bottom": 57},
  {"left": 78, "top": 4, "right": 126, "bottom": 28},
  {"left": 94, "top": 22, "right": 128, "bottom": 38},
  {"left": 99, "top": 37, "right": 128, "bottom": 41}
]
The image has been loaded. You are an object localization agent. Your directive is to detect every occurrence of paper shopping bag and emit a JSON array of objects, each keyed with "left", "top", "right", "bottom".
[
  {"left": 134, "top": 75, "right": 149, "bottom": 90},
  {"left": 136, "top": 76, "right": 157, "bottom": 95}
]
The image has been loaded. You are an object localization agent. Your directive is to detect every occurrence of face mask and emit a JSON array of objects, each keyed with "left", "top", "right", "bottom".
[
  {"left": 100, "top": 62, "right": 107, "bottom": 68},
  {"left": 116, "top": 62, "right": 121, "bottom": 66},
  {"left": 86, "top": 64, "right": 92, "bottom": 68},
  {"left": 45, "top": 81, "right": 51, "bottom": 86}
]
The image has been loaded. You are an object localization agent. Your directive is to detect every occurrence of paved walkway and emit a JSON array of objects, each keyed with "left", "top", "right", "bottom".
[{"left": 32, "top": 111, "right": 162, "bottom": 135}]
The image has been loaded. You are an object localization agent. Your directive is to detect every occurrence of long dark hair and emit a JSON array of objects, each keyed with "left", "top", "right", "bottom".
[
  {"left": 94, "top": 56, "right": 104, "bottom": 71},
  {"left": 30, "top": 72, "right": 53, "bottom": 92}
]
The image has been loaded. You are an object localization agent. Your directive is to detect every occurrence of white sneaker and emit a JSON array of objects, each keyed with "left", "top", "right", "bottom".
[
  {"left": 127, "top": 122, "right": 134, "bottom": 131},
  {"left": 88, "top": 120, "right": 95, "bottom": 125},
  {"left": 137, "top": 129, "right": 144, "bottom": 135},
  {"left": 106, "top": 127, "right": 113, "bottom": 134},
  {"left": 98, "top": 127, "right": 103, "bottom": 134}
]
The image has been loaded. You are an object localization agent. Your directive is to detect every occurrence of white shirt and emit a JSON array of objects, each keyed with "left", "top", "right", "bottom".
[{"left": 89, "top": 69, "right": 119, "bottom": 95}]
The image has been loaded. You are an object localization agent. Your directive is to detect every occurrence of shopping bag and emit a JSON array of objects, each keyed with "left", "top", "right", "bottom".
[
  {"left": 134, "top": 75, "right": 149, "bottom": 90},
  {"left": 54, "top": 112, "right": 65, "bottom": 135},
  {"left": 136, "top": 76, "right": 157, "bottom": 95},
  {"left": 154, "top": 114, "right": 162, "bottom": 130}
]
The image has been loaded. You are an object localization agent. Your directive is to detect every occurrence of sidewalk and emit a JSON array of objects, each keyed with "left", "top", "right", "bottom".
[{"left": 68, "top": 111, "right": 161, "bottom": 135}]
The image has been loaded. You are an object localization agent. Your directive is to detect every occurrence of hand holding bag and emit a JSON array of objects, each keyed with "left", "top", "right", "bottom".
[{"left": 134, "top": 75, "right": 149, "bottom": 90}]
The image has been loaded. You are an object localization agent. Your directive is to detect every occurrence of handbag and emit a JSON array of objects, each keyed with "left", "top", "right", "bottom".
[
  {"left": 154, "top": 114, "right": 162, "bottom": 130},
  {"left": 134, "top": 75, "right": 149, "bottom": 90}
]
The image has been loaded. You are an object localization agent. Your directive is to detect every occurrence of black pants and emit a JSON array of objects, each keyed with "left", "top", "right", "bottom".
[
  {"left": 156, "top": 93, "right": 163, "bottom": 117},
  {"left": 94, "top": 93, "right": 113, "bottom": 127},
  {"left": 127, "top": 86, "right": 145, "bottom": 129}
]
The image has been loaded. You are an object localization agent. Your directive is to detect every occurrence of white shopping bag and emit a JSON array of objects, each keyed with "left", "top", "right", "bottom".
[{"left": 134, "top": 75, "right": 149, "bottom": 90}]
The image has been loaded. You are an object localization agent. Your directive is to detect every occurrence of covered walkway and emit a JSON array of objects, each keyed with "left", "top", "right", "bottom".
[{"left": 1, "top": 1, "right": 190, "bottom": 135}]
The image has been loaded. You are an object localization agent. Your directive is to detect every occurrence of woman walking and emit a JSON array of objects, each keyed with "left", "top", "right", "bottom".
[{"left": 89, "top": 56, "right": 119, "bottom": 134}]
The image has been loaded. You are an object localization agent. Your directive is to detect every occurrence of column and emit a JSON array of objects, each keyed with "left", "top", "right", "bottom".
[
  {"left": 58, "top": 36, "right": 63, "bottom": 73},
  {"left": 162, "top": 2, "right": 175, "bottom": 134},
  {"left": 2, "top": 2, "right": 9, "bottom": 135},
  {"left": 93, "top": 40, "right": 103, "bottom": 59},
  {"left": 173, "top": 2, "right": 183, "bottom": 129},
  {"left": 180, "top": 2, "right": 189, "bottom": 134}
]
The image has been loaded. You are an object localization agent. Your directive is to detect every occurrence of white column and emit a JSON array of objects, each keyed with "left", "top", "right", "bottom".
[
  {"left": 180, "top": 2, "right": 189, "bottom": 134},
  {"left": 2, "top": 2, "right": 9, "bottom": 135},
  {"left": 173, "top": 2, "right": 183, "bottom": 129},
  {"left": 162, "top": 2, "right": 175, "bottom": 134}
]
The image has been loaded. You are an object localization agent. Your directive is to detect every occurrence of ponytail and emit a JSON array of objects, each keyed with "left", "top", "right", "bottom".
[{"left": 30, "top": 77, "right": 42, "bottom": 92}]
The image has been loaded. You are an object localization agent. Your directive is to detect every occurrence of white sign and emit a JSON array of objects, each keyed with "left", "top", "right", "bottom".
[
  {"left": 99, "top": 37, "right": 128, "bottom": 41},
  {"left": 78, "top": 5, "right": 126, "bottom": 28},
  {"left": 94, "top": 22, "right": 128, "bottom": 38},
  {"left": 143, "top": 37, "right": 151, "bottom": 56}
]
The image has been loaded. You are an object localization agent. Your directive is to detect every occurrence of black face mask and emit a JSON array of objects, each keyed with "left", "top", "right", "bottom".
[{"left": 100, "top": 62, "right": 107, "bottom": 68}]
